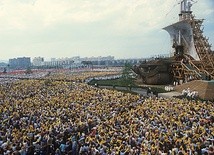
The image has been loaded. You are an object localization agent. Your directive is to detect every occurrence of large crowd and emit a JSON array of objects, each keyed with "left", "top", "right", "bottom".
[{"left": 0, "top": 71, "right": 213, "bottom": 155}]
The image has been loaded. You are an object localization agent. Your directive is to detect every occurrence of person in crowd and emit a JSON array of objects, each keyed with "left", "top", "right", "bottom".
[{"left": 0, "top": 71, "right": 213, "bottom": 154}]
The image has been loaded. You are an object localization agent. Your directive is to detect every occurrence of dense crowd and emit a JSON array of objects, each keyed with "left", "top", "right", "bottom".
[
  {"left": 182, "top": 88, "right": 199, "bottom": 99},
  {"left": 0, "top": 78, "right": 19, "bottom": 84},
  {"left": 0, "top": 72, "right": 213, "bottom": 155},
  {"left": 45, "top": 71, "right": 121, "bottom": 83}
]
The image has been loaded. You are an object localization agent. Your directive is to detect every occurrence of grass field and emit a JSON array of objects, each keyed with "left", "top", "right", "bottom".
[
  {"left": 88, "top": 78, "right": 167, "bottom": 93},
  {"left": 88, "top": 78, "right": 139, "bottom": 87}
]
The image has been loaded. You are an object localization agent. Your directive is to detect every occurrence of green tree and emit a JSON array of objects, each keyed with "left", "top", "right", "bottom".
[
  {"left": 3, "top": 68, "right": 7, "bottom": 73},
  {"left": 25, "top": 67, "right": 33, "bottom": 74},
  {"left": 121, "top": 63, "right": 135, "bottom": 90},
  {"left": 81, "top": 61, "right": 93, "bottom": 69}
]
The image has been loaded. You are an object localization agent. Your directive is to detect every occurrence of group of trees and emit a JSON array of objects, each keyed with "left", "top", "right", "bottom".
[{"left": 121, "top": 63, "right": 135, "bottom": 89}]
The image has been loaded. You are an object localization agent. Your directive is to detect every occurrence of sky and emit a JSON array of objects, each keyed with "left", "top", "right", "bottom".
[{"left": 0, "top": 0, "right": 213, "bottom": 61}]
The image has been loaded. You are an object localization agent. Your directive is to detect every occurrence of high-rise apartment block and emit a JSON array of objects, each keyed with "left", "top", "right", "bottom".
[
  {"left": 32, "top": 57, "right": 44, "bottom": 66},
  {"left": 9, "top": 57, "right": 31, "bottom": 69}
]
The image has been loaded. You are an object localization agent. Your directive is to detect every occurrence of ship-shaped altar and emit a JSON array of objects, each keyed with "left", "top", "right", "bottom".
[{"left": 133, "top": 0, "right": 214, "bottom": 85}]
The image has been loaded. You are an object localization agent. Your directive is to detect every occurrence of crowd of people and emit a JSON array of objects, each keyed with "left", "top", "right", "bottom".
[
  {"left": 45, "top": 71, "right": 120, "bottom": 83},
  {"left": 182, "top": 88, "right": 199, "bottom": 99},
  {"left": 0, "top": 77, "right": 19, "bottom": 84},
  {"left": 0, "top": 71, "right": 213, "bottom": 155}
]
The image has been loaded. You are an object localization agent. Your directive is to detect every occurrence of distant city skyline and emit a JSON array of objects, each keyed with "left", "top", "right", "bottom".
[
  {"left": 0, "top": 0, "right": 213, "bottom": 61},
  {"left": 1, "top": 53, "right": 170, "bottom": 63}
]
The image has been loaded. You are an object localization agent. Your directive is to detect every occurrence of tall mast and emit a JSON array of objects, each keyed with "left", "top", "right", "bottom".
[{"left": 179, "top": 0, "right": 193, "bottom": 21}]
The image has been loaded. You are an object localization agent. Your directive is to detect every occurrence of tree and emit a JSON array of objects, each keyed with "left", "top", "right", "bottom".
[
  {"left": 81, "top": 61, "right": 93, "bottom": 69},
  {"left": 121, "top": 63, "right": 135, "bottom": 90},
  {"left": 3, "top": 68, "right": 7, "bottom": 73},
  {"left": 25, "top": 67, "right": 33, "bottom": 74}
]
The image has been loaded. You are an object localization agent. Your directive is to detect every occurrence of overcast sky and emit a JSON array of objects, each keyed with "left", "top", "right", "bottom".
[{"left": 0, "top": 0, "right": 213, "bottom": 61}]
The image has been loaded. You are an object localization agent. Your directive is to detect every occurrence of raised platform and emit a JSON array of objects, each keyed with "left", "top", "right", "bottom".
[{"left": 175, "top": 80, "right": 214, "bottom": 100}]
